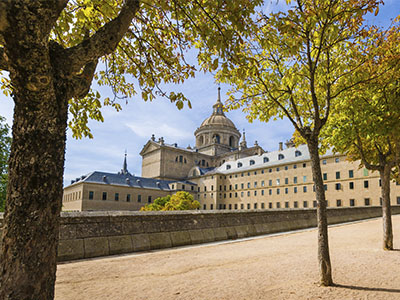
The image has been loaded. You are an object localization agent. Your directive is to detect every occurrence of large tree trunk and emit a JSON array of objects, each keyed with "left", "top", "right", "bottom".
[
  {"left": 379, "top": 165, "right": 393, "bottom": 250},
  {"left": 307, "top": 138, "right": 333, "bottom": 286},
  {"left": 0, "top": 3, "right": 68, "bottom": 299}
]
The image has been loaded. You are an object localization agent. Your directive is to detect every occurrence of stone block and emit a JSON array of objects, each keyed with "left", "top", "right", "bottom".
[
  {"left": 122, "top": 221, "right": 144, "bottom": 235},
  {"left": 235, "top": 225, "right": 248, "bottom": 238},
  {"left": 188, "top": 229, "right": 205, "bottom": 244},
  {"left": 213, "top": 227, "right": 228, "bottom": 241},
  {"left": 58, "top": 239, "right": 85, "bottom": 261},
  {"left": 131, "top": 234, "right": 151, "bottom": 252},
  {"left": 170, "top": 231, "right": 191, "bottom": 247},
  {"left": 59, "top": 224, "right": 77, "bottom": 240},
  {"left": 84, "top": 237, "right": 109, "bottom": 258},
  {"left": 109, "top": 235, "right": 133, "bottom": 255},
  {"left": 246, "top": 224, "right": 257, "bottom": 236},
  {"left": 149, "top": 232, "right": 172, "bottom": 249},
  {"left": 225, "top": 226, "right": 238, "bottom": 240},
  {"left": 201, "top": 228, "right": 215, "bottom": 243}
]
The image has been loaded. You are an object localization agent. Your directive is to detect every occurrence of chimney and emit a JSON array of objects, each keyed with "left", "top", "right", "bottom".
[{"left": 279, "top": 142, "right": 283, "bottom": 151}]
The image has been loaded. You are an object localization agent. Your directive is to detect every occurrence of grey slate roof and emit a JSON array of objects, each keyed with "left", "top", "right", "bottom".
[
  {"left": 68, "top": 171, "right": 196, "bottom": 190},
  {"left": 209, "top": 144, "right": 334, "bottom": 175}
]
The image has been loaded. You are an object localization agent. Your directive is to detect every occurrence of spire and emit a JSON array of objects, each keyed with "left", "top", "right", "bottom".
[
  {"left": 212, "top": 87, "right": 224, "bottom": 115},
  {"left": 121, "top": 151, "right": 129, "bottom": 175}
]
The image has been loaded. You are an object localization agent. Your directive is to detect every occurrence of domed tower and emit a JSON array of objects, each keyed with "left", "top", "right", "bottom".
[{"left": 194, "top": 88, "right": 241, "bottom": 156}]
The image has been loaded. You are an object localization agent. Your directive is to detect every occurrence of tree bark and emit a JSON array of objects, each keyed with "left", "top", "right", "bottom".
[
  {"left": 379, "top": 164, "right": 393, "bottom": 250},
  {"left": 0, "top": 2, "right": 68, "bottom": 299},
  {"left": 307, "top": 137, "right": 333, "bottom": 286}
]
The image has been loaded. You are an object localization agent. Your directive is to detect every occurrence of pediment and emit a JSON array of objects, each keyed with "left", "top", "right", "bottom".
[{"left": 139, "top": 141, "right": 161, "bottom": 156}]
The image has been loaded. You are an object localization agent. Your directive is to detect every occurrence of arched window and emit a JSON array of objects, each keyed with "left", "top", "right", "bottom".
[
  {"left": 226, "top": 164, "right": 231, "bottom": 170},
  {"left": 250, "top": 160, "right": 255, "bottom": 165},
  {"left": 175, "top": 156, "right": 178, "bottom": 162},
  {"left": 278, "top": 154, "right": 285, "bottom": 160},
  {"left": 295, "top": 150, "right": 302, "bottom": 157},
  {"left": 263, "top": 157, "right": 269, "bottom": 163},
  {"left": 192, "top": 170, "right": 197, "bottom": 177},
  {"left": 179, "top": 155, "right": 183, "bottom": 162},
  {"left": 201, "top": 159, "right": 205, "bottom": 166},
  {"left": 237, "top": 162, "right": 243, "bottom": 168},
  {"left": 184, "top": 158, "right": 187, "bottom": 163},
  {"left": 229, "top": 136, "right": 235, "bottom": 147},
  {"left": 198, "top": 135, "right": 204, "bottom": 145}
]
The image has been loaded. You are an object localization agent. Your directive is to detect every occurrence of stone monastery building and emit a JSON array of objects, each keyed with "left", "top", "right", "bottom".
[{"left": 63, "top": 89, "right": 400, "bottom": 211}]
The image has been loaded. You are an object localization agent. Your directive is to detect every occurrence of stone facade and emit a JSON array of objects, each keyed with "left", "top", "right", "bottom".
[{"left": 62, "top": 89, "right": 400, "bottom": 211}]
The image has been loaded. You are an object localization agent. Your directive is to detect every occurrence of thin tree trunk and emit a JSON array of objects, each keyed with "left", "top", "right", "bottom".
[
  {"left": 0, "top": 4, "right": 68, "bottom": 299},
  {"left": 380, "top": 165, "right": 393, "bottom": 250},
  {"left": 307, "top": 138, "right": 333, "bottom": 286}
]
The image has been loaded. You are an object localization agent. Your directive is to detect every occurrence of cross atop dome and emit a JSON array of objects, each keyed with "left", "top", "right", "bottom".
[{"left": 212, "top": 87, "right": 225, "bottom": 115}]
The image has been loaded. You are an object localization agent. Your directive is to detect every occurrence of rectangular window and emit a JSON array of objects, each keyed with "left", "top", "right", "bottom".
[
  {"left": 350, "top": 199, "right": 355, "bottom": 207},
  {"left": 269, "top": 202, "right": 273, "bottom": 208},
  {"left": 397, "top": 197, "right": 400, "bottom": 205},
  {"left": 294, "top": 187, "right": 297, "bottom": 193},
  {"left": 276, "top": 202, "right": 281, "bottom": 208},
  {"left": 322, "top": 159, "right": 327, "bottom": 165},
  {"left": 285, "top": 201, "right": 289, "bottom": 208},
  {"left": 285, "top": 166, "right": 288, "bottom": 170},
  {"left": 269, "top": 189, "right": 272, "bottom": 195},
  {"left": 211, "top": 185, "right": 214, "bottom": 191},
  {"left": 364, "top": 198, "right": 370, "bottom": 206},
  {"left": 336, "top": 199, "right": 342, "bottom": 207},
  {"left": 115, "top": 193, "right": 119, "bottom": 201},
  {"left": 254, "top": 182, "right": 257, "bottom": 188},
  {"left": 285, "top": 187, "right": 288, "bottom": 194},
  {"left": 335, "top": 157, "right": 340, "bottom": 163},
  {"left": 247, "top": 191, "right": 250, "bottom": 196},
  {"left": 247, "top": 182, "right": 250, "bottom": 188},
  {"left": 303, "top": 176, "right": 307, "bottom": 183},
  {"left": 204, "top": 186, "right": 207, "bottom": 192},
  {"left": 323, "top": 173, "right": 327, "bottom": 181},
  {"left": 211, "top": 204, "right": 214, "bottom": 210},
  {"left": 349, "top": 170, "right": 354, "bottom": 178},
  {"left": 335, "top": 183, "right": 341, "bottom": 190},
  {"left": 285, "top": 178, "right": 289, "bottom": 184},
  {"left": 229, "top": 204, "right": 232, "bottom": 210},
  {"left": 303, "top": 186, "right": 307, "bottom": 193},
  {"left": 229, "top": 185, "right": 232, "bottom": 190},
  {"left": 313, "top": 200, "right": 317, "bottom": 207},
  {"left": 294, "top": 201, "right": 298, "bottom": 208},
  {"left": 148, "top": 196, "right": 152, "bottom": 203},
  {"left": 349, "top": 182, "right": 354, "bottom": 189},
  {"left": 235, "top": 204, "right": 238, "bottom": 209},
  {"left": 293, "top": 177, "right": 298, "bottom": 184},
  {"left": 269, "top": 179, "right": 272, "bottom": 186},
  {"left": 219, "top": 185, "right": 222, "bottom": 191},
  {"left": 138, "top": 194, "right": 141, "bottom": 203},
  {"left": 261, "top": 202, "right": 265, "bottom": 209},
  {"left": 261, "top": 180, "right": 265, "bottom": 187},
  {"left": 182, "top": 184, "right": 185, "bottom": 190},
  {"left": 261, "top": 190, "right": 264, "bottom": 196},
  {"left": 247, "top": 203, "right": 251, "bottom": 209},
  {"left": 204, "top": 193, "right": 207, "bottom": 199},
  {"left": 102, "top": 192, "right": 107, "bottom": 201},
  {"left": 254, "top": 191, "right": 257, "bottom": 196},
  {"left": 324, "top": 184, "right": 328, "bottom": 191},
  {"left": 293, "top": 164, "right": 297, "bottom": 169},
  {"left": 235, "top": 184, "right": 238, "bottom": 190},
  {"left": 269, "top": 168, "right": 272, "bottom": 173},
  {"left": 235, "top": 192, "right": 238, "bottom": 197},
  {"left": 241, "top": 183, "right": 244, "bottom": 189},
  {"left": 363, "top": 168, "right": 369, "bottom": 176},
  {"left": 303, "top": 163, "right": 306, "bottom": 168},
  {"left": 89, "top": 191, "right": 94, "bottom": 200},
  {"left": 248, "top": 172, "right": 250, "bottom": 176},
  {"left": 277, "top": 188, "right": 280, "bottom": 195},
  {"left": 241, "top": 203, "right": 244, "bottom": 209},
  {"left": 303, "top": 201, "right": 308, "bottom": 208},
  {"left": 276, "top": 167, "right": 280, "bottom": 172},
  {"left": 364, "top": 180, "right": 369, "bottom": 188},
  {"left": 241, "top": 191, "right": 244, "bottom": 197},
  {"left": 336, "top": 171, "right": 340, "bottom": 179},
  {"left": 254, "top": 203, "right": 257, "bottom": 209},
  {"left": 126, "top": 194, "right": 131, "bottom": 202},
  {"left": 276, "top": 179, "right": 280, "bottom": 185}
]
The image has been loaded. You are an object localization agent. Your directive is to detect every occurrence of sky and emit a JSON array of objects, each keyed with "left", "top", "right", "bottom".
[{"left": 0, "top": 1, "right": 399, "bottom": 187}]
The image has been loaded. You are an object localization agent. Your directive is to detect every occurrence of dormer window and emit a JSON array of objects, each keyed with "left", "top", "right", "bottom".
[
  {"left": 263, "top": 157, "right": 269, "bottom": 163},
  {"left": 250, "top": 160, "right": 255, "bottom": 165},
  {"left": 278, "top": 154, "right": 285, "bottom": 160},
  {"left": 226, "top": 164, "right": 231, "bottom": 170},
  {"left": 237, "top": 162, "right": 243, "bottom": 168},
  {"left": 295, "top": 150, "right": 302, "bottom": 157}
]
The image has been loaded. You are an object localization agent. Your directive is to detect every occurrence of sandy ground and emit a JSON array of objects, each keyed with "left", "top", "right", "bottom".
[{"left": 55, "top": 216, "right": 400, "bottom": 300}]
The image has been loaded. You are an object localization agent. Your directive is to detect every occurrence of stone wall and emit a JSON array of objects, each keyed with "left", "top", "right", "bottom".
[{"left": 1, "top": 206, "right": 400, "bottom": 262}]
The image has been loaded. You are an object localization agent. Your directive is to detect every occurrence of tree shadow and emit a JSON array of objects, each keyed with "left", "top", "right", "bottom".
[{"left": 334, "top": 284, "right": 400, "bottom": 293}]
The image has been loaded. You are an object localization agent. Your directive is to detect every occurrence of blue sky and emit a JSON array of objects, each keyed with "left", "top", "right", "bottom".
[{"left": 0, "top": 1, "right": 398, "bottom": 186}]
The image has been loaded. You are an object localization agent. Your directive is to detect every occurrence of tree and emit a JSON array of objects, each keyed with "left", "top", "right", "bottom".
[
  {"left": 199, "top": 0, "right": 384, "bottom": 286},
  {"left": 0, "top": 116, "right": 11, "bottom": 212},
  {"left": 0, "top": 1, "right": 261, "bottom": 299},
  {"left": 325, "top": 21, "right": 400, "bottom": 250},
  {"left": 141, "top": 191, "right": 200, "bottom": 211}
]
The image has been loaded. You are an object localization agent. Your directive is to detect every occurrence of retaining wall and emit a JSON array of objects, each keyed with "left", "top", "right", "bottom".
[{"left": 1, "top": 206, "right": 399, "bottom": 262}]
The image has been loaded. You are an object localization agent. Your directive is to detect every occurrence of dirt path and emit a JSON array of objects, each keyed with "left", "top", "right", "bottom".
[{"left": 55, "top": 215, "right": 400, "bottom": 300}]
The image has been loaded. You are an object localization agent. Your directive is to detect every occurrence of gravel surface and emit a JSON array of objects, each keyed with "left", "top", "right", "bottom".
[{"left": 55, "top": 215, "right": 400, "bottom": 300}]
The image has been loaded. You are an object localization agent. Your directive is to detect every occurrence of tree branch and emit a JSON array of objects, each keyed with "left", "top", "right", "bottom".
[
  {"left": 62, "top": 0, "right": 140, "bottom": 74},
  {"left": 0, "top": 47, "right": 9, "bottom": 71},
  {"left": 68, "top": 60, "right": 98, "bottom": 99}
]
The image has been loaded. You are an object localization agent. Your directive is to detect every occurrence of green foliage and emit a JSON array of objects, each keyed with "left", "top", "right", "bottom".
[
  {"left": 0, "top": 116, "right": 11, "bottom": 212},
  {"left": 8, "top": 0, "right": 261, "bottom": 139},
  {"left": 141, "top": 191, "right": 200, "bottom": 211},
  {"left": 324, "top": 20, "right": 400, "bottom": 173}
]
